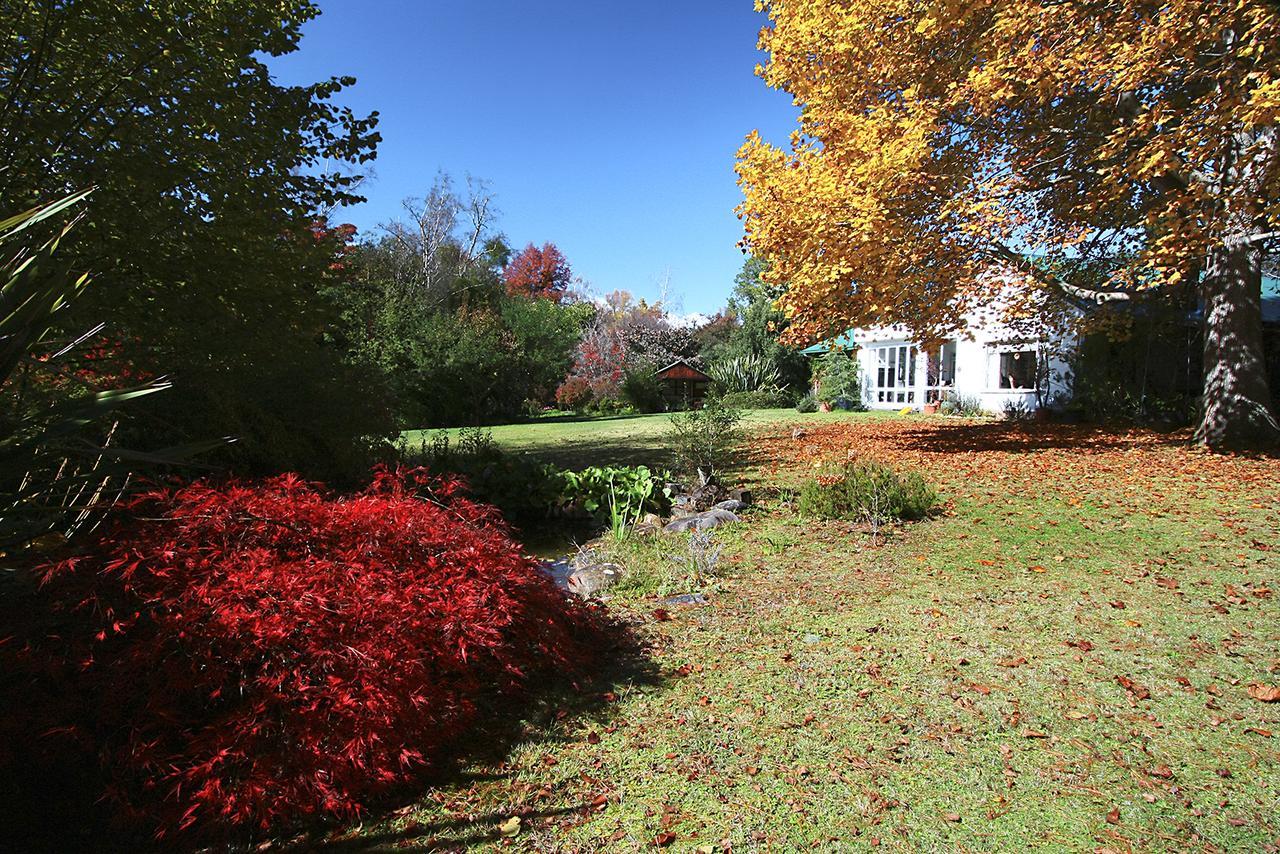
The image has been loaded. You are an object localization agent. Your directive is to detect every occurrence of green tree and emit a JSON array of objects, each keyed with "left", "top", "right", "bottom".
[
  {"left": 0, "top": 1, "right": 389, "bottom": 480},
  {"left": 705, "top": 257, "right": 809, "bottom": 392},
  {"left": 341, "top": 184, "right": 592, "bottom": 427}
]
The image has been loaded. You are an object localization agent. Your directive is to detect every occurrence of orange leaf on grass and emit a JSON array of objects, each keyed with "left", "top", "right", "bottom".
[{"left": 1247, "top": 684, "right": 1280, "bottom": 703}]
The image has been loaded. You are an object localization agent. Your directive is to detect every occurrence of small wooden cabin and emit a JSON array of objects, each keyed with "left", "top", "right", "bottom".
[{"left": 654, "top": 359, "right": 712, "bottom": 409}]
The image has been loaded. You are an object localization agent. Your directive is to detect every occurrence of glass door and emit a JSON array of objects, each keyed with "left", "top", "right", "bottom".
[{"left": 872, "top": 345, "right": 917, "bottom": 404}]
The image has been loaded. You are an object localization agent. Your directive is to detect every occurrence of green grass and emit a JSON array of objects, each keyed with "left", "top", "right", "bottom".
[
  {"left": 400, "top": 408, "right": 875, "bottom": 470},
  {"left": 335, "top": 416, "right": 1279, "bottom": 852}
]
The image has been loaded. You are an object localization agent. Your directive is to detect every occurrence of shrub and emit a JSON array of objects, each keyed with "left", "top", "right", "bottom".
[
  {"left": 798, "top": 459, "right": 939, "bottom": 523},
  {"left": 401, "top": 428, "right": 566, "bottom": 527},
  {"left": 816, "top": 350, "right": 864, "bottom": 407},
  {"left": 555, "top": 376, "right": 593, "bottom": 411},
  {"left": 17, "top": 469, "right": 611, "bottom": 840},
  {"left": 559, "top": 465, "right": 667, "bottom": 525},
  {"left": 1002, "top": 397, "right": 1036, "bottom": 421},
  {"left": 666, "top": 399, "right": 743, "bottom": 476},
  {"left": 716, "top": 388, "right": 795, "bottom": 409},
  {"left": 402, "top": 432, "right": 667, "bottom": 531},
  {"left": 620, "top": 364, "right": 666, "bottom": 413},
  {"left": 943, "top": 393, "right": 984, "bottom": 416},
  {"left": 708, "top": 352, "right": 783, "bottom": 394},
  {"left": 795, "top": 392, "right": 819, "bottom": 413}
]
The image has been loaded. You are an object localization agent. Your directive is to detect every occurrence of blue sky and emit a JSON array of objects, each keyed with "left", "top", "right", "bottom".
[{"left": 268, "top": 1, "right": 799, "bottom": 316}]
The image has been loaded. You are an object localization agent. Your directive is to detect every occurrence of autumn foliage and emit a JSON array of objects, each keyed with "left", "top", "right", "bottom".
[
  {"left": 504, "top": 241, "right": 572, "bottom": 301},
  {"left": 738, "top": 0, "right": 1280, "bottom": 450},
  {"left": 5, "top": 469, "right": 612, "bottom": 839}
]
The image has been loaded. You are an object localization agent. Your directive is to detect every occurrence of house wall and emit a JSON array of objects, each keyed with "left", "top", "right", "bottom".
[{"left": 853, "top": 333, "right": 1074, "bottom": 414}]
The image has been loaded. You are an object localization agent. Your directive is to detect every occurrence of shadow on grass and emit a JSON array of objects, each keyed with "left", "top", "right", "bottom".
[
  {"left": 287, "top": 625, "right": 662, "bottom": 852},
  {"left": 510, "top": 438, "right": 674, "bottom": 470},
  {"left": 309, "top": 805, "right": 587, "bottom": 851},
  {"left": 882, "top": 419, "right": 1195, "bottom": 455}
]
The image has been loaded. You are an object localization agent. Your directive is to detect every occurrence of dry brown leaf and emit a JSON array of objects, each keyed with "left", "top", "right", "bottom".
[{"left": 1247, "top": 683, "right": 1280, "bottom": 703}]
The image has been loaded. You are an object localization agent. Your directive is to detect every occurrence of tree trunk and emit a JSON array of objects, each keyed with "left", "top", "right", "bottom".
[{"left": 1196, "top": 241, "right": 1280, "bottom": 451}]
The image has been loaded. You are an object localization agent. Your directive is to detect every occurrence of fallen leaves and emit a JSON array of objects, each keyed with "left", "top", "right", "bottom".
[
  {"left": 997, "top": 656, "right": 1027, "bottom": 668},
  {"left": 1247, "top": 684, "right": 1280, "bottom": 703},
  {"left": 1115, "top": 675, "right": 1151, "bottom": 701}
]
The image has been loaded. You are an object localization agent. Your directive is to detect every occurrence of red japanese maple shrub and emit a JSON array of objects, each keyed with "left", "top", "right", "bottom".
[
  {"left": 27, "top": 468, "right": 611, "bottom": 839},
  {"left": 555, "top": 375, "right": 593, "bottom": 411}
]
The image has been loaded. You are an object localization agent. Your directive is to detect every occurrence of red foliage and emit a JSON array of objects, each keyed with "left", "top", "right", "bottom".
[
  {"left": 503, "top": 242, "right": 572, "bottom": 301},
  {"left": 555, "top": 375, "right": 593, "bottom": 411},
  {"left": 17, "top": 468, "right": 611, "bottom": 839}
]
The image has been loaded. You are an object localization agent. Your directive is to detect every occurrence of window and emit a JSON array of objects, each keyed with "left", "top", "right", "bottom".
[
  {"left": 871, "top": 344, "right": 917, "bottom": 403},
  {"left": 925, "top": 341, "right": 956, "bottom": 402},
  {"left": 998, "top": 350, "right": 1037, "bottom": 390}
]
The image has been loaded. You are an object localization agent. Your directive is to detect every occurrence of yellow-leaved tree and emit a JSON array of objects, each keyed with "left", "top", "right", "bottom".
[{"left": 737, "top": 0, "right": 1280, "bottom": 450}]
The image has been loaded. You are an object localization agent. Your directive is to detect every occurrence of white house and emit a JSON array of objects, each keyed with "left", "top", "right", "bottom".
[
  {"left": 804, "top": 312, "right": 1075, "bottom": 415},
  {"left": 802, "top": 275, "right": 1280, "bottom": 416}
]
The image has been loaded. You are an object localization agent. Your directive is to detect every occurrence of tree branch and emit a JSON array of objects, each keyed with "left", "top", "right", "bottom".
[{"left": 984, "top": 242, "right": 1134, "bottom": 303}]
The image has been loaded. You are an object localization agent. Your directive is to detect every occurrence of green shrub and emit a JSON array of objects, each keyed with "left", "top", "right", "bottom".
[
  {"left": 942, "top": 393, "right": 984, "bottom": 416},
  {"left": 559, "top": 465, "right": 667, "bottom": 525},
  {"left": 816, "top": 350, "right": 865, "bottom": 408},
  {"left": 798, "top": 459, "right": 939, "bottom": 523},
  {"left": 709, "top": 352, "right": 783, "bottom": 394},
  {"left": 716, "top": 388, "right": 795, "bottom": 409},
  {"left": 400, "top": 428, "right": 564, "bottom": 526},
  {"left": 795, "top": 392, "right": 819, "bottom": 413},
  {"left": 665, "top": 398, "right": 743, "bottom": 476},
  {"left": 401, "top": 431, "right": 666, "bottom": 531},
  {"left": 621, "top": 364, "right": 666, "bottom": 413}
]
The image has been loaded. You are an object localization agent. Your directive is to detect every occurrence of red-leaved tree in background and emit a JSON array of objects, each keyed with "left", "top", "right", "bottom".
[{"left": 503, "top": 242, "right": 572, "bottom": 301}]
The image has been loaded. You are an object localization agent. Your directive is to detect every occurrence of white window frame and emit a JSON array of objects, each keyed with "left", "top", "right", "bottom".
[
  {"left": 868, "top": 343, "right": 918, "bottom": 405},
  {"left": 985, "top": 344, "right": 1042, "bottom": 392}
]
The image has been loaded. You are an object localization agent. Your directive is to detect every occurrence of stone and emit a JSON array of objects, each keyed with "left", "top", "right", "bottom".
[
  {"left": 540, "top": 557, "right": 574, "bottom": 590},
  {"left": 663, "top": 508, "right": 739, "bottom": 534},
  {"left": 672, "top": 494, "right": 699, "bottom": 514},
  {"left": 713, "top": 499, "right": 745, "bottom": 512},
  {"left": 662, "top": 592, "right": 708, "bottom": 606},
  {"left": 729, "top": 487, "right": 753, "bottom": 506},
  {"left": 566, "top": 563, "right": 623, "bottom": 599},
  {"left": 631, "top": 512, "right": 665, "bottom": 536}
]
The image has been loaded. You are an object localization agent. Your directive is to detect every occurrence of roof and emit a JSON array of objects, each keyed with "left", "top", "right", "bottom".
[
  {"left": 653, "top": 359, "right": 712, "bottom": 382},
  {"left": 801, "top": 330, "right": 858, "bottom": 356}
]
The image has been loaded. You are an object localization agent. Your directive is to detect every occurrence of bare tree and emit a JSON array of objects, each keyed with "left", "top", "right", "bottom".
[{"left": 379, "top": 172, "right": 501, "bottom": 299}]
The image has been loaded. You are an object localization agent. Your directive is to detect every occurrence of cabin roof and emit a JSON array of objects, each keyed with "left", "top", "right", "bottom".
[{"left": 653, "top": 359, "right": 712, "bottom": 382}]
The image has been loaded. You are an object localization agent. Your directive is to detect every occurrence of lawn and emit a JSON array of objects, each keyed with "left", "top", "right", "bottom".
[
  {"left": 337, "top": 414, "right": 1279, "bottom": 852},
  {"left": 400, "top": 408, "right": 878, "bottom": 470}
]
